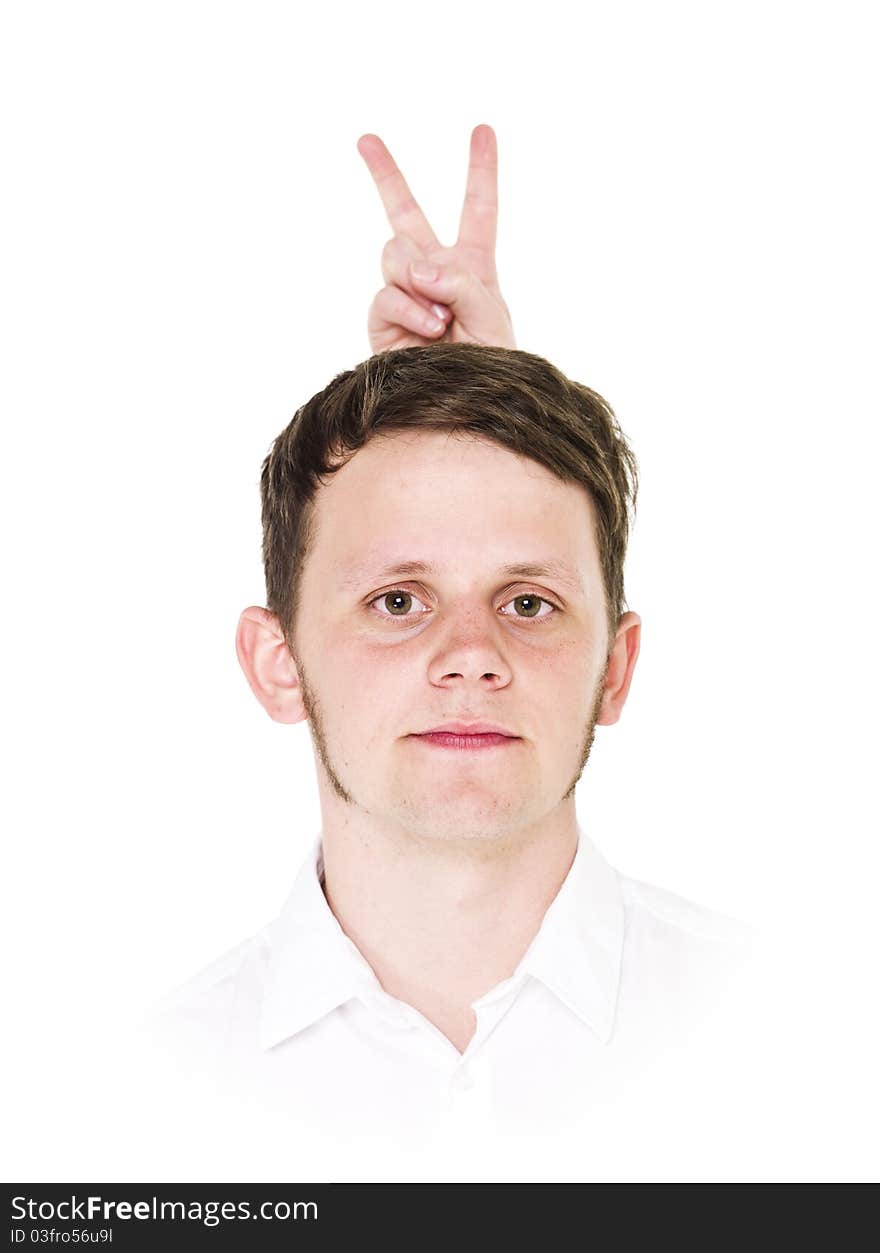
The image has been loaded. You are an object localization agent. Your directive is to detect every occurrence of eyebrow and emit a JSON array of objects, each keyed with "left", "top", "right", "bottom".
[{"left": 339, "top": 558, "right": 583, "bottom": 593}]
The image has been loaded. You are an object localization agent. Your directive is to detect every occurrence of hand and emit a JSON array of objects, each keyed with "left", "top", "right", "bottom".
[{"left": 357, "top": 124, "right": 516, "bottom": 353}]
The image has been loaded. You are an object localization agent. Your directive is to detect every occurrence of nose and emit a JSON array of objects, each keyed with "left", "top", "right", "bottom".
[{"left": 425, "top": 607, "right": 512, "bottom": 688}]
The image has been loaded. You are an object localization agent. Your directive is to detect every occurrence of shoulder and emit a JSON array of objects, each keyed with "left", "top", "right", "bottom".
[
  {"left": 618, "top": 873, "right": 757, "bottom": 949},
  {"left": 138, "top": 930, "right": 271, "bottom": 1064},
  {"left": 609, "top": 871, "right": 759, "bottom": 1035},
  {"left": 150, "top": 935, "right": 266, "bottom": 1013}
]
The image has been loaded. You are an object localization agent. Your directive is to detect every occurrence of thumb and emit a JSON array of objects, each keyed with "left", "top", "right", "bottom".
[
  {"left": 408, "top": 258, "right": 515, "bottom": 349},
  {"left": 408, "top": 259, "right": 485, "bottom": 322}
]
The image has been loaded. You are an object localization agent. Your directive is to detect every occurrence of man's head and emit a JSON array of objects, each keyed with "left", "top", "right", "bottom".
[{"left": 237, "top": 344, "right": 640, "bottom": 847}]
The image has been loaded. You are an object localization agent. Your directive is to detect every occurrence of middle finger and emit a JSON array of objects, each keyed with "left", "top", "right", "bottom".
[{"left": 357, "top": 133, "right": 440, "bottom": 255}]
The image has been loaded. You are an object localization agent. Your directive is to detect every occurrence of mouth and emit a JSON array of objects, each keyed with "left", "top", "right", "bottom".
[{"left": 408, "top": 730, "right": 521, "bottom": 751}]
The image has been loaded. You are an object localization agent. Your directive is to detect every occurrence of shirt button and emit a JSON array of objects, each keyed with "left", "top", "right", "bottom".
[{"left": 451, "top": 1067, "right": 475, "bottom": 1093}]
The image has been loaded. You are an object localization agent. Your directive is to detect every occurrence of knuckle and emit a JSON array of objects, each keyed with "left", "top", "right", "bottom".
[
  {"left": 370, "top": 286, "right": 395, "bottom": 318},
  {"left": 381, "top": 235, "right": 421, "bottom": 286},
  {"left": 393, "top": 194, "right": 419, "bottom": 219}
]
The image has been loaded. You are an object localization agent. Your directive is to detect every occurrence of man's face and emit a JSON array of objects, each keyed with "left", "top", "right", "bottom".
[{"left": 289, "top": 429, "right": 614, "bottom": 847}]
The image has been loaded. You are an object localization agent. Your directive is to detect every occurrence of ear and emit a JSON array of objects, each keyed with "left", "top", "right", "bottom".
[
  {"left": 596, "top": 611, "right": 641, "bottom": 726},
  {"left": 235, "top": 606, "right": 307, "bottom": 725}
]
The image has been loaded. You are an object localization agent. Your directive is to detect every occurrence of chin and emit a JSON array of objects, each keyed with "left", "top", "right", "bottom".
[{"left": 391, "top": 796, "right": 529, "bottom": 842}]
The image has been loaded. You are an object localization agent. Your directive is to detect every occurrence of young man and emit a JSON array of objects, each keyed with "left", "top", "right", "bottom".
[{"left": 143, "top": 127, "right": 753, "bottom": 1172}]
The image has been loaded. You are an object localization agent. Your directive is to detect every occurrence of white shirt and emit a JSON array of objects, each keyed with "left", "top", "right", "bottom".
[{"left": 136, "top": 825, "right": 759, "bottom": 1180}]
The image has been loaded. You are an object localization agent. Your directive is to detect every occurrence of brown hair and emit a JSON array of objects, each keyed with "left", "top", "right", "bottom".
[{"left": 260, "top": 343, "right": 638, "bottom": 652}]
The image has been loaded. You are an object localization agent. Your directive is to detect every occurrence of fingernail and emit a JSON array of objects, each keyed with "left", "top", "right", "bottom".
[
  {"left": 411, "top": 260, "right": 439, "bottom": 282},
  {"left": 430, "top": 303, "right": 450, "bottom": 322},
  {"left": 425, "top": 315, "right": 445, "bottom": 333}
]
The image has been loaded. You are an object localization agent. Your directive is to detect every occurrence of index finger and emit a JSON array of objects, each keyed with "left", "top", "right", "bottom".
[
  {"left": 456, "top": 124, "right": 498, "bottom": 259},
  {"left": 356, "top": 133, "right": 439, "bottom": 254}
]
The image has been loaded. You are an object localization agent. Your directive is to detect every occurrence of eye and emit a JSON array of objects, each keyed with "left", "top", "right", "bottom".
[
  {"left": 367, "top": 589, "right": 559, "bottom": 623},
  {"left": 499, "top": 593, "right": 559, "bottom": 622},
  {"left": 369, "top": 589, "right": 431, "bottom": 620}
]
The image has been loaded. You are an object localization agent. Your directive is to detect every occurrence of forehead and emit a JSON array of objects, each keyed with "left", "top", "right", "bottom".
[{"left": 307, "top": 429, "right": 601, "bottom": 589}]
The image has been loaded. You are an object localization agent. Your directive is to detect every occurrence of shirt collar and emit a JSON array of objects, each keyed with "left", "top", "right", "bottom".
[
  {"left": 514, "top": 827, "right": 625, "bottom": 1043},
  {"left": 259, "top": 825, "right": 625, "bottom": 1051},
  {"left": 259, "top": 833, "right": 379, "bottom": 1051}
]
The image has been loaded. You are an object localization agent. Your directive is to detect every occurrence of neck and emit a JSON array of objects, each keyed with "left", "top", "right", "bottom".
[{"left": 319, "top": 805, "right": 580, "bottom": 1054}]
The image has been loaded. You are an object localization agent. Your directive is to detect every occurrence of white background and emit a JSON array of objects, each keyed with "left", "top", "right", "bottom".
[{"left": 2, "top": 0, "right": 877, "bottom": 1180}]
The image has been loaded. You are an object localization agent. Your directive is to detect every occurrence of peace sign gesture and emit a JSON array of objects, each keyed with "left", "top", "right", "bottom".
[{"left": 357, "top": 124, "right": 516, "bottom": 353}]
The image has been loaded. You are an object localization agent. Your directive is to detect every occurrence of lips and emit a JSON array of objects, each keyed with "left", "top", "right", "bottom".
[
  {"left": 417, "top": 722, "right": 517, "bottom": 737},
  {"left": 409, "top": 722, "right": 522, "bottom": 751}
]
